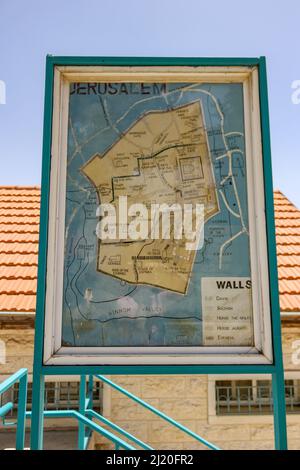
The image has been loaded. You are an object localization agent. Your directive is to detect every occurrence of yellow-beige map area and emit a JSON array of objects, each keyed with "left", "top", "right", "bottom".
[{"left": 81, "top": 101, "right": 219, "bottom": 294}]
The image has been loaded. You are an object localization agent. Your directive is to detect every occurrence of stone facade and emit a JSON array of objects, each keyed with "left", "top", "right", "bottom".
[
  {"left": 0, "top": 316, "right": 34, "bottom": 375},
  {"left": 0, "top": 315, "right": 76, "bottom": 433},
  {"left": 94, "top": 321, "right": 300, "bottom": 450},
  {"left": 1, "top": 317, "right": 300, "bottom": 449}
]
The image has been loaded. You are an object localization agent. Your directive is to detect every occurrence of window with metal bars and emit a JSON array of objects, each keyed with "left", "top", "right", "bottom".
[
  {"left": 0, "top": 380, "right": 103, "bottom": 420},
  {"left": 215, "top": 379, "right": 300, "bottom": 415}
]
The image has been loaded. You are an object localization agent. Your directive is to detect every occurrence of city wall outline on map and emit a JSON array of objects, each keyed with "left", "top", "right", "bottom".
[{"left": 81, "top": 100, "right": 219, "bottom": 294}]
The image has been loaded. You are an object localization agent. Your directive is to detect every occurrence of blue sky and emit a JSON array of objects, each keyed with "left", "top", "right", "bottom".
[{"left": 0, "top": 0, "right": 299, "bottom": 206}]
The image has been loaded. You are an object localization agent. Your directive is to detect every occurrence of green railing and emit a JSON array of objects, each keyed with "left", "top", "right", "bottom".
[
  {"left": 0, "top": 368, "right": 27, "bottom": 450},
  {"left": 95, "top": 374, "right": 220, "bottom": 450},
  {"left": 0, "top": 369, "right": 220, "bottom": 450},
  {"left": 3, "top": 380, "right": 102, "bottom": 418}
]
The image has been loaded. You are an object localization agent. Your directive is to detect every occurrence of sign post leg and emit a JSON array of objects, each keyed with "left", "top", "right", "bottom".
[
  {"left": 272, "top": 370, "right": 288, "bottom": 450},
  {"left": 78, "top": 375, "right": 86, "bottom": 450},
  {"left": 16, "top": 372, "right": 28, "bottom": 450},
  {"left": 30, "top": 372, "right": 45, "bottom": 450}
]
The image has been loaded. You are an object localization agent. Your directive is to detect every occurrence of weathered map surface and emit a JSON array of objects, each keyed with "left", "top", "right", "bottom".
[
  {"left": 81, "top": 101, "right": 219, "bottom": 294},
  {"left": 62, "top": 82, "right": 254, "bottom": 348}
]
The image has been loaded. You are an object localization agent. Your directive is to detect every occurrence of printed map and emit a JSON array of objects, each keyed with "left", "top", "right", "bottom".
[
  {"left": 81, "top": 101, "right": 219, "bottom": 294},
  {"left": 62, "top": 82, "right": 254, "bottom": 348}
]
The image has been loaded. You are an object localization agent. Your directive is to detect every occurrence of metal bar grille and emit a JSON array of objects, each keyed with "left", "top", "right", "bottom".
[
  {"left": 0, "top": 380, "right": 103, "bottom": 421},
  {"left": 216, "top": 379, "right": 300, "bottom": 415}
]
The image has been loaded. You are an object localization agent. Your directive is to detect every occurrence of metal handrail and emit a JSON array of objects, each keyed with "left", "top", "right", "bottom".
[
  {"left": 1, "top": 369, "right": 220, "bottom": 450},
  {"left": 25, "top": 409, "right": 136, "bottom": 450},
  {"left": 78, "top": 375, "right": 151, "bottom": 450},
  {"left": 95, "top": 374, "right": 220, "bottom": 451},
  {"left": 86, "top": 409, "right": 153, "bottom": 450},
  {"left": 0, "top": 368, "right": 28, "bottom": 449},
  {"left": 0, "top": 402, "right": 13, "bottom": 419}
]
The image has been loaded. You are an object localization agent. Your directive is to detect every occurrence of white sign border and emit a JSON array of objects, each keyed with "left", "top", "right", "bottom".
[{"left": 43, "top": 65, "right": 273, "bottom": 366}]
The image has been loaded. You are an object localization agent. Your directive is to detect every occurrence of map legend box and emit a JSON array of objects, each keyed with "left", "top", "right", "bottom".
[{"left": 202, "top": 277, "right": 254, "bottom": 346}]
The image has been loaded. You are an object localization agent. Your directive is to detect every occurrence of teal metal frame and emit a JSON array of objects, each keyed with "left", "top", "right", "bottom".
[
  {"left": 30, "top": 56, "right": 287, "bottom": 450},
  {"left": 23, "top": 372, "right": 219, "bottom": 450}
]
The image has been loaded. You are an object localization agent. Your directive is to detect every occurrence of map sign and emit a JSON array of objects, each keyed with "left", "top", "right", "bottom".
[{"left": 61, "top": 81, "right": 254, "bottom": 349}]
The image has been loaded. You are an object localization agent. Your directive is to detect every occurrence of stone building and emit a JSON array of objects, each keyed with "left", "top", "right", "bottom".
[{"left": 0, "top": 186, "right": 300, "bottom": 449}]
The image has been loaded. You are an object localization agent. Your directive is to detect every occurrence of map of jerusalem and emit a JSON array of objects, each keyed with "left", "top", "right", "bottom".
[
  {"left": 81, "top": 101, "right": 219, "bottom": 294},
  {"left": 62, "top": 81, "right": 253, "bottom": 348}
]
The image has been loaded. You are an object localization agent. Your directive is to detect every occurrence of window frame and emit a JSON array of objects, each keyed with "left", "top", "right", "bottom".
[{"left": 208, "top": 373, "right": 300, "bottom": 424}]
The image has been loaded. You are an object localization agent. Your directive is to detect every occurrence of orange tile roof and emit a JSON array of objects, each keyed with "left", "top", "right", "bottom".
[
  {"left": 274, "top": 190, "right": 300, "bottom": 312},
  {"left": 0, "top": 187, "right": 299, "bottom": 314},
  {"left": 0, "top": 187, "right": 40, "bottom": 312}
]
